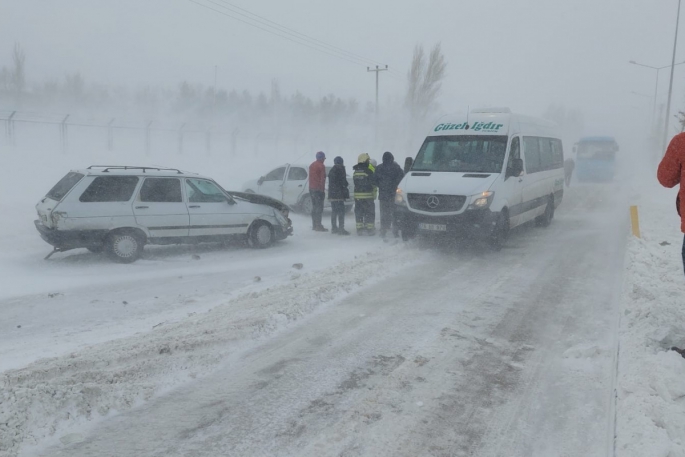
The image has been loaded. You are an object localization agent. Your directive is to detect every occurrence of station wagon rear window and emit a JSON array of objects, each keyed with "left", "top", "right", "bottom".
[
  {"left": 46, "top": 172, "right": 84, "bottom": 201},
  {"left": 79, "top": 176, "right": 140, "bottom": 202}
]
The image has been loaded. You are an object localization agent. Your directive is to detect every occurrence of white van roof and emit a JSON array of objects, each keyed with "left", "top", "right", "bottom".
[{"left": 429, "top": 111, "right": 560, "bottom": 139}]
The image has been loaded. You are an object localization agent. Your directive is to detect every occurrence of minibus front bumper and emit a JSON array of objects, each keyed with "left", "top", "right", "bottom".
[{"left": 395, "top": 205, "right": 498, "bottom": 238}]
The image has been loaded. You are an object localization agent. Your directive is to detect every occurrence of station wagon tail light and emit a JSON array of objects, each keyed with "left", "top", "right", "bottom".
[
  {"left": 51, "top": 211, "right": 68, "bottom": 224},
  {"left": 468, "top": 191, "right": 494, "bottom": 209}
]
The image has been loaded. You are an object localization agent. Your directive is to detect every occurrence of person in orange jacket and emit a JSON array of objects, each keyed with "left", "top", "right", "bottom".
[{"left": 657, "top": 132, "right": 685, "bottom": 273}]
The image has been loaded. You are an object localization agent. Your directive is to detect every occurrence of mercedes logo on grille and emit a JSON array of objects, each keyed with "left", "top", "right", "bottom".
[{"left": 426, "top": 195, "right": 440, "bottom": 209}]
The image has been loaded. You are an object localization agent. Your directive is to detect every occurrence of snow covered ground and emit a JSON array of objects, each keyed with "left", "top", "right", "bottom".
[
  {"left": 616, "top": 177, "right": 685, "bottom": 457},
  {"left": 1, "top": 145, "right": 683, "bottom": 456}
]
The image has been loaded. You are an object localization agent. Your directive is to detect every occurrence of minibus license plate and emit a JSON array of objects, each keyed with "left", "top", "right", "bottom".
[{"left": 419, "top": 223, "right": 447, "bottom": 232}]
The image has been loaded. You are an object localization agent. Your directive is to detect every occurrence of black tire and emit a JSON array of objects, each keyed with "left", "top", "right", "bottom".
[
  {"left": 300, "top": 194, "right": 313, "bottom": 215},
  {"left": 400, "top": 222, "right": 417, "bottom": 241},
  {"left": 489, "top": 211, "right": 510, "bottom": 251},
  {"left": 535, "top": 196, "right": 554, "bottom": 227},
  {"left": 105, "top": 231, "right": 144, "bottom": 263},
  {"left": 87, "top": 245, "right": 104, "bottom": 253},
  {"left": 249, "top": 221, "right": 274, "bottom": 249}
]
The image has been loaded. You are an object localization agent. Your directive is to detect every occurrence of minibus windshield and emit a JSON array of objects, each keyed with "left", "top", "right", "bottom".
[{"left": 412, "top": 135, "right": 508, "bottom": 173}]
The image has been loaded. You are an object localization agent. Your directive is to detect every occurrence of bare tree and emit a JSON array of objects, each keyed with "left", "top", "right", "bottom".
[
  {"left": 11, "top": 42, "right": 26, "bottom": 94},
  {"left": 405, "top": 42, "right": 446, "bottom": 124}
]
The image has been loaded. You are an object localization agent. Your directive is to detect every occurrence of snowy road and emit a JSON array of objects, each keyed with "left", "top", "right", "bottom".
[{"left": 13, "top": 184, "right": 629, "bottom": 457}]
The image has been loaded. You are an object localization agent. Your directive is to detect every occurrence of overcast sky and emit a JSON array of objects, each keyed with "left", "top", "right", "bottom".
[{"left": 1, "top": 0, "right": 683, "bottom": 135}]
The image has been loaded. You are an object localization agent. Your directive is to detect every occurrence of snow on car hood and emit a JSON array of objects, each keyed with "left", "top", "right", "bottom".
[{"left": 400, "top": 171, "right": 499, "bottom": 197}]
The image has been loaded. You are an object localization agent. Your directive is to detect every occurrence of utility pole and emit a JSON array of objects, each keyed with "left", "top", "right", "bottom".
[
  {"left": 212, "top": 65, "right": 218, "bottom": 120},
  {"left": 367, "top": 65, "right": 388, "bottom": 146},
  {"left": 664, "top": 0, "right": 682, "bottom": 152},
  {"left": 367, "top": 65, "right": 388, "bottom": 116}
]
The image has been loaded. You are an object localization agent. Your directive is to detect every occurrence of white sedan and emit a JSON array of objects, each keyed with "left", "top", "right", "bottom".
[{"left": 242, "top": 163, "right": 354, "bottom": 214}]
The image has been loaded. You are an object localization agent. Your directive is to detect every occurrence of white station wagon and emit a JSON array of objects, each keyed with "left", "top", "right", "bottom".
[
  {"left": 242, "top": 163, "right": 354, "bottom": 214},
  {"left": 35, "top": 166, "right": 292, "bottom": 263}
]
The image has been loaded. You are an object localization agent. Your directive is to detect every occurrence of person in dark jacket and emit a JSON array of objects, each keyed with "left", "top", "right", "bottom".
[
  {"left": 309, "top": 151, "right": 327, "bottom": 231},
  {"left": 374, "top": 151, "right": 405, "bottom": 237},
  {"left": 353, "top": 153, "right": 376, "bottom": 235},
  {"left": 328, "top": 156, "right": 350, "bottom": 235}
]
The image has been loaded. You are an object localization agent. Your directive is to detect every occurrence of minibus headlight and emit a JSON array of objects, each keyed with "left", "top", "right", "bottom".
[
  {"left": 468, "top": 191, "right": 494, "bottom": 209},
  {"left": 395, "top": 188, "right": 406, "bottom": 205}
]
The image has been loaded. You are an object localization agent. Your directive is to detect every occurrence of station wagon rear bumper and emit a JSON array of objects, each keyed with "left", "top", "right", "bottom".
[{"left": 34, "top": 220, "right": 107, "bottom": 250}]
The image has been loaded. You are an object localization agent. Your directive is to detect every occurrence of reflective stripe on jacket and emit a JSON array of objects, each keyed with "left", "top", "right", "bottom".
[{"left": 353, "top": 162, "right": 375, "bottom": 199}]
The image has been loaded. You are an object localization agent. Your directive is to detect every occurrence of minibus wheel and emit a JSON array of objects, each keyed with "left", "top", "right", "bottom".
[
  {"left": 535, "top": 196, "right": 554, "bottom": 227},
  {"left": 489, "top": 211, "right": 509, "bottom": 251}
]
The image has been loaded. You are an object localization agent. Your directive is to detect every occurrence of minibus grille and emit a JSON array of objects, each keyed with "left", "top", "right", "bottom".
[{"left": 407, "top": 194, "right": 466, "bottom": 212}]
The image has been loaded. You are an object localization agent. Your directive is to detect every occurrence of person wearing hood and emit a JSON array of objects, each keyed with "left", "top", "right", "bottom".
[
  {"left": 328, "top": 156, "right": 350, "bottom": 235},
  {"left": 353, "top": 153, "right": 377, "bottom": 235},
  {"left": 374, "top": 151, "right": 405, "bottom": 237},
  {"left": 309, "top": 151, "right": 328, "bottom": 231}
]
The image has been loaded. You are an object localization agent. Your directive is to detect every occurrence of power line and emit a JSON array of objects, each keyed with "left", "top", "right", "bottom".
[
  {"left": 211, "top": 0, "right": 384, "bottom": 68},
  {"left": 190, "top": 0, "right": 374, "bottom": 68},
  {"left": 189, "top": 0, "right": 405, "bottom": 76}
]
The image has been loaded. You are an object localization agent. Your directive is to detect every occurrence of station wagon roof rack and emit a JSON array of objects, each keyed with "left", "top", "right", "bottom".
[{"left": 87, "top": 165, "right": 185, "bottom": 174}]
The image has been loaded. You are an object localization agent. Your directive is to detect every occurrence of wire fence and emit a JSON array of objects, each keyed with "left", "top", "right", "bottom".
[{"left": 0, "top": 110, "right": 388, "bottom": 161}]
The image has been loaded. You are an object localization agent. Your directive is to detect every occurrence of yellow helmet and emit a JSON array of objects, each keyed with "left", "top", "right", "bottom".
[{"left": 358, "top": 153, "right": 370, "bottom": 163}]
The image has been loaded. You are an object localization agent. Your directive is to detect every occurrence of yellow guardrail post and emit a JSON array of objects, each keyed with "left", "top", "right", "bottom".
[{"left": 630, "top": 205, "right": 641, "bottom": 238}]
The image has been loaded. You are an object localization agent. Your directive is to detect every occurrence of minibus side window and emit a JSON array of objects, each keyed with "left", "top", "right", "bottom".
[{"left": 523, "top": 137, "right": 541, "bottom": 174}]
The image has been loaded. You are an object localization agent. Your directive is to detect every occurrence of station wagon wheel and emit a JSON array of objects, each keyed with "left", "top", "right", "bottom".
[
  {"left": 250, "top": 221, "right": 274, "bottom": 249},
  {"left": 300, "top": 194, "right": 313, "bottom": 215},
  {"left": 106, "top": 231, "right": 144, "bottom": 263}
]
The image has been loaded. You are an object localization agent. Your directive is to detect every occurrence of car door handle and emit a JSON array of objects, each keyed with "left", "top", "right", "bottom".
[
  {"left": 135, "top": 206, "right": 149, "bottom": 209},
  {"left": 189, "top": 205, "right": 201, "bottom": 208}
]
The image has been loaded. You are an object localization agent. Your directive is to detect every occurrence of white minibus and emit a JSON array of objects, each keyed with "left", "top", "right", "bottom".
[{"left": 395, "top": 108, "right": 565, "bottom": 249}]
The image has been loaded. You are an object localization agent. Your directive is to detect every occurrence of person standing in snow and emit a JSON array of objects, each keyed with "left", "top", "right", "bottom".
[
  {"left": 564, "top": 158, "right": 575, "bottom": 187},
  {"left": 374, "top": 151, "right": 405, "bottom": 238},
  {"left": 353, "top": 153, "right": 376, "bottom": 235},
  {"left": 309, "top": 151, "right": 328, "bottom": 232},
  {"left": 328, "top": 156, "right": 350, "bottom": 235},
  {"left": 657, "top": 132, "right": 685, "bottom": 273}
]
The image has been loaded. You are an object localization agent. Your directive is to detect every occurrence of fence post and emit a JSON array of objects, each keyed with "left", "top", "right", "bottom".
[
  {"left": 178, "top": 123, "right": 185, "bottom": 155},
  {"left": 145, "top": 120, "right": 153, "bottom": 155},
  {"left": 60, "top": 114, "right": 70, "bottom": 154},
  {"left": 6, "top": 111, "right": 16, "bottom": 146},
  {"left": 206, "top": 126, "right": 212, "bottom": 155},
  {"left": 107, "top": 118, "right": 115, "bottom": 151}
]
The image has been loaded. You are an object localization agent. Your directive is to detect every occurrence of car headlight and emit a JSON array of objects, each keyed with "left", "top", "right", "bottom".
[
  {"left": 395, "top": 187, "right": 406, "bottom": 205},
  {"left": 468, "top": 191, "right": 494, "bottom": 209},
  {"left": 274, "top": 210, "right": 287, "bottom": 225}
]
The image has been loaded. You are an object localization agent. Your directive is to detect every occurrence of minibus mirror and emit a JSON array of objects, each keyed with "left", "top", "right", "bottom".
[
  {"left": 508, "top": 158, "right": 523, "bottom": 178},
  {"left": 404, "top": 157, "right": 413, "bottom": 174}
]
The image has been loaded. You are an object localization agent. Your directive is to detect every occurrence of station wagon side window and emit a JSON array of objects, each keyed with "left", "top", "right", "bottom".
[
  {"left": 79, "top": 176, "right": 139, "bottom": 202},
  {"left": 264, "top": 167, "right": 286, "bottom": 182},
  {"left": 523, "top": 137, "right": 541, "bottom": 174},
  {"left": 185, "top": 179, "right": 227, "bottom": 203},
  {"left": 139, "top": 178, "right": 182, "bottom": 203},
  {"left": 287, "top": 167, "right": 308, "bottom": 181}
]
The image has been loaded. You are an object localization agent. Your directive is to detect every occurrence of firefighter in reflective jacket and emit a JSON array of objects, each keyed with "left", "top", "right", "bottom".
[{"left": 353, "top": 153, "right": 377, "bottom": 235}]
